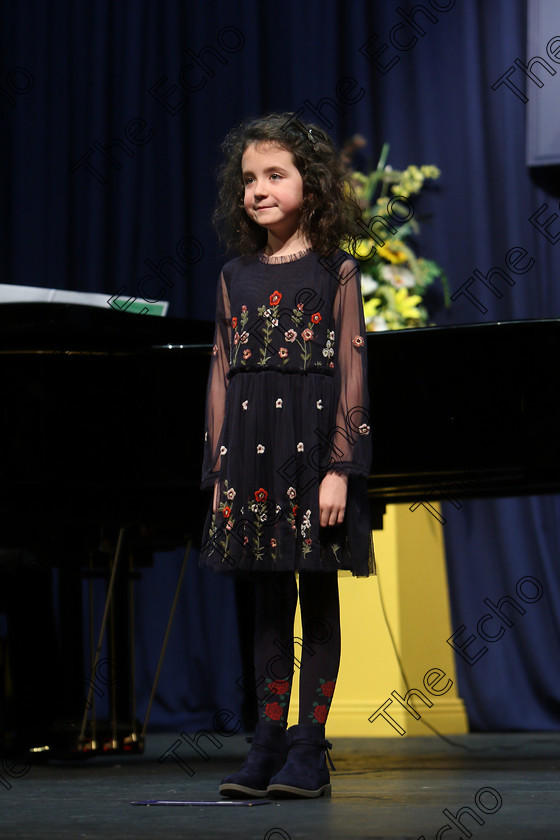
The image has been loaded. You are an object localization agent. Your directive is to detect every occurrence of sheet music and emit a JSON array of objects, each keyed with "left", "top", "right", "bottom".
[{"left": 0, "top": 283, "right": 168, "bottom": 316}]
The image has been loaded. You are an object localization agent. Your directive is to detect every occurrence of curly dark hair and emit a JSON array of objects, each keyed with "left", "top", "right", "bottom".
[{"left": 213, "top": 112, "right": 362, "bottom": 256}]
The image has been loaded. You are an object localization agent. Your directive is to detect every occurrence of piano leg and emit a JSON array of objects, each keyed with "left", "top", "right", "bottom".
[{"left": 0, "top": 550, "right": 61, "bottom": 756}]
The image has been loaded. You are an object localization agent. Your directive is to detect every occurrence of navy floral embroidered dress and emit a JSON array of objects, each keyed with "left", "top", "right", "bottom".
[{"left": 199, "top": 247, "right": 374, "bottom": 577}]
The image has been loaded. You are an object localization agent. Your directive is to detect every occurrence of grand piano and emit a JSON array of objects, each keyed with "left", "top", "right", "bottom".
[{"left": 1, "top": 303, "right": 558, "bottom": 757}]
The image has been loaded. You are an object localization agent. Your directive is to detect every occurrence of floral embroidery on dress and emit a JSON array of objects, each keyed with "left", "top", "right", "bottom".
[
  {"left": 206, "top": 480, "right": 237, "bottom": 566},
  {"left": 248, "top": 487, "right": 274, "bottom": 562},
  {"left": 322, "top": 338, "right": 334, "bottom": 360},
  {"left": 301, "top": 508, "right": 313, "bottom": 558},
  {"left": 257, "top": 444, "right": 265, "bottom": 454},
  {"left": 352, "top": 335, "right": 365, "bottom": 348},
  {"left": 230, "top": 291, "right": 330, "bottom": 371},
  {"left": 257, "top": 291, "right": 283, "bottom": 366},
  {"left": 359, "top": 423, "right": 371, "bottom": 435},
  {"left": 275, "top": 398, "right": 283, "bottom": 408},
  {"left": 286, "top": 487, "right": 298, "bottom": 533},
  {"left": 205, "top": 480, "right": 339, "bottom": 569},
  {"left": 231, "top": 305, "right": 250, "bottom": 366}
]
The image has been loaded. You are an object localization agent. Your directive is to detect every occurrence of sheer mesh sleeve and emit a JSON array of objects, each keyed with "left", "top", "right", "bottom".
[
  {"left": 330, "top": 256, "right": 372, "bottom": 476},
  {"left": 201, "top": 271, "right": 231, "bottom": 490}
]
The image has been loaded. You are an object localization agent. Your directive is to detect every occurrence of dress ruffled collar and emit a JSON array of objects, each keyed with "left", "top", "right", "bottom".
[{"left": 257, "top": 247, "right": 313, "bottom": 264}]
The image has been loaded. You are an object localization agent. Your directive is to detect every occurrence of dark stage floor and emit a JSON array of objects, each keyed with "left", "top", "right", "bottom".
[{"left": 1, "top": 733, "right": 559, "bottom": 839}]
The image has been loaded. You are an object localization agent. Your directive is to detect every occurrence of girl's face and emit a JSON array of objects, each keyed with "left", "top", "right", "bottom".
[{"left": 241, "top": 142, "right": 304, "bottom": 238}]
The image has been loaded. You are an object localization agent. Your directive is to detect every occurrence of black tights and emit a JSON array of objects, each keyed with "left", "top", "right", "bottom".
[{"left": 252, "top": 571, "right": 341, "bottom": 728}]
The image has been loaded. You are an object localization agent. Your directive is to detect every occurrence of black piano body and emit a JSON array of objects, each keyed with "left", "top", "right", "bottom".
[{"left": 2, "top": 305, "right": 558, "bottom": 525}]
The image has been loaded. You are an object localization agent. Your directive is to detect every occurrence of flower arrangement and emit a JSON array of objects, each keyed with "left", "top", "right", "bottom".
[{"left": 342, "top": 139, "right": 449, "bottom": 331}]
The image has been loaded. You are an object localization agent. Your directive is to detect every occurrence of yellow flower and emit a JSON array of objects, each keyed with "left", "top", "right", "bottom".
[
  {"left": 363, "top": 297, "right": 381, "bottom": 321},
  {"left": 376, "top": 239, "right": 412, "bottom": 264},
  {"left": 353, "top": 238, "right": 377, "bottom": 259},
  {"left": 393, "top": 287, "right": 423, "bottom": 320},
  {"left": 420, "top": 165, "right": 441, "bottom": 178}
]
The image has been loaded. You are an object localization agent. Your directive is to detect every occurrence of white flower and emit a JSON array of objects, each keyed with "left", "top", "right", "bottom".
[
  {"left": 271, "top": 318, "right": 279, "bottom": 327},
  {"left": 260, "top": 514, "right": 267, "bottom": 522},
  {"left": 226, "top": 488, "right": 236, "bottom": 500},
  {"left": 359, "top": 424, "right": 371, "bottom": 435},
  {"left": 220, "top": 446, "right": 227, "bottom": 455},
  {"left": 263, "top": 309, "right": 271, "bottom": 318},
  {"left": 242, "top": 400, "right": 248, "bottom": 410},
  {"left": 328, "top": 330, "right": 335, "bottom": 341},
  {"left": 285, "top": 329, "right": 297, "bottom": 342},
  {"left": 371, "top": 315, "right": 389, "bottom": 332},
  {"left": 380, "top": 263, "right": 415, "bottom": 289},
  {"left": 286, "top": 486, "right": 296, "bottom": 499},
  {"left": 249, "top": 503, "right": 258, "bottom": 513},
  {"left": 361, "top": 274, "right": 379, "bottom": 295},
  {"left": 257, "top": 444, "right": 265, "bottom": 454},
  {"left": 239, "top": 331, "right": 249, "bottom": 343},
  {"left": 276, "top": 398, "right": 283, "bottom": 408},
  {"left": 297, "top": 442, "right": 304, "bottom": 452},
  {"left": 316, "top": 400, "right": 323, "bottom": 410},
  {"left": 275, "top": 504, "right": 281, "bottom": 513}
]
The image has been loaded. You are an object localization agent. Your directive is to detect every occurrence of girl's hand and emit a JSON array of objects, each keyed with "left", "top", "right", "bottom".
[
  {"left": 319, "top": 472, "right": 348, "bottom": 527},
  {"left": 213, "top": 479, "right": 220, "bottom": 514}
]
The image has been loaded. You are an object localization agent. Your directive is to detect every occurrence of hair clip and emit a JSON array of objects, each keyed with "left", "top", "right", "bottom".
[{"left": 306, "top": 126, "right": 318, "bottom": 147}]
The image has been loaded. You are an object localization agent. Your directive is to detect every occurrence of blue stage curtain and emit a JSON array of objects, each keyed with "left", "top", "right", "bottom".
[{"left": 2, "top": 0, "right": 560, "bottom": 731}]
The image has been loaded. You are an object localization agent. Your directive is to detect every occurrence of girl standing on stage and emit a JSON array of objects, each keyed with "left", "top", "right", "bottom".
[{"left": 199, "top": 112, "right": 374, "bottom": 799}]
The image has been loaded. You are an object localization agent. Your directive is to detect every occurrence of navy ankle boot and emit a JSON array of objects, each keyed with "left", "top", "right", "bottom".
[
  {"left": 219, "top": 723, "right": 288, "bottom": 798},
  {"left": 266, "top": 724, "right": 335, "bottom": 798}
]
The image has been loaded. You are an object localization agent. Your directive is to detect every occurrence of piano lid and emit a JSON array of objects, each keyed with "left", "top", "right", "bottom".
[{"left": 0, "top": 302, "right": 214, "bottom": 352}]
